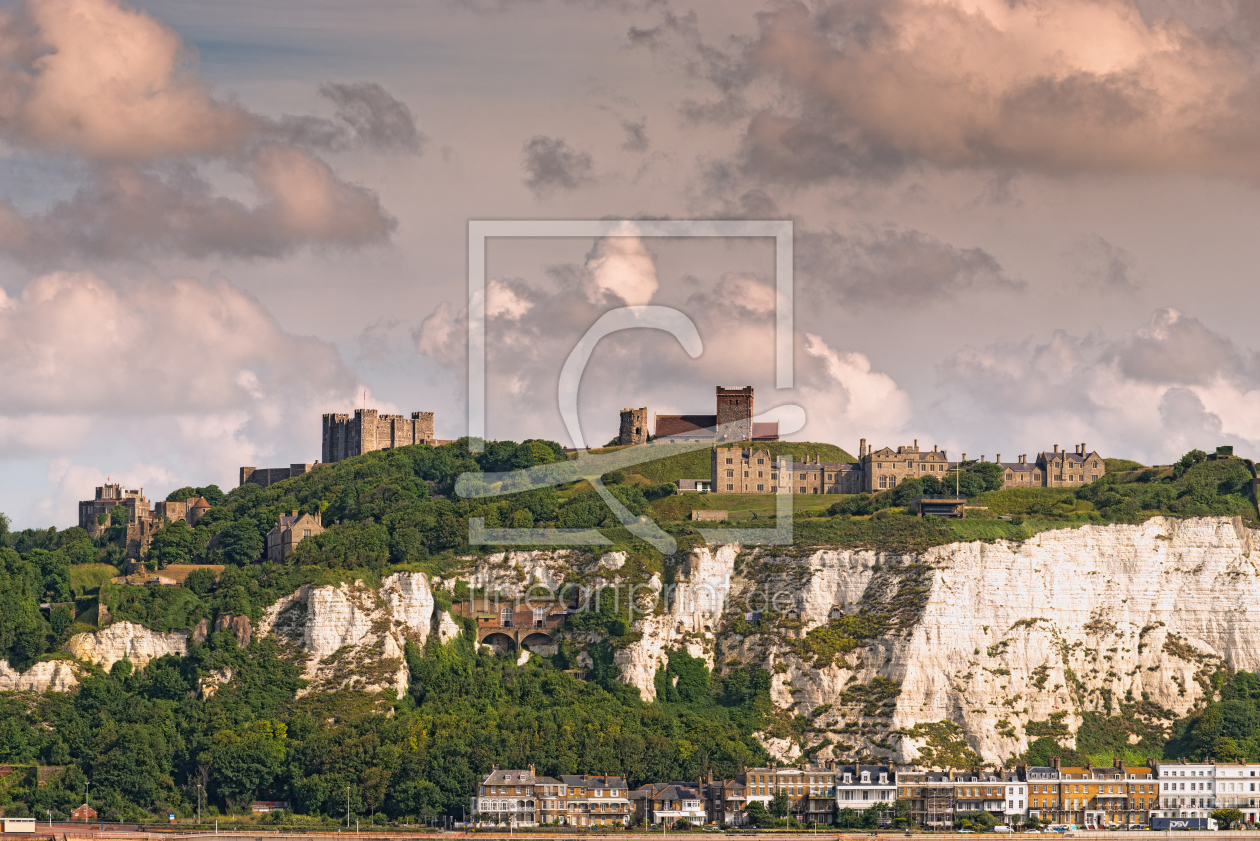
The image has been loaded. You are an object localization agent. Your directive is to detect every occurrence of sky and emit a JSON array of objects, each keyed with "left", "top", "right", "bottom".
[{"left": 4, "top": 0, "right": 1260, "bottom": 527}]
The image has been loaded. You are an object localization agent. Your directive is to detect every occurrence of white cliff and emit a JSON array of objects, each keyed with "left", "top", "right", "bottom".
[
  {"left": 689, "top": 516, "right": 1260, "bottom": 765},
  {"left": 258, "top": 571, "right": 443, "bottom": 698},
  {"left": 64, "top": 621, "right": 189, "bottom": 671},
  {"left": 615, "top": 544, "right": 739, "bottom": 700},
  {"left": 0, "top": 659, "right": 82, "bottom": 692}
]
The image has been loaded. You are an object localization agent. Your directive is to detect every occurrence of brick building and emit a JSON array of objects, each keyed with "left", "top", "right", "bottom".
[{"left": 322, "top": 408, "right": 437, "bottom": 463}]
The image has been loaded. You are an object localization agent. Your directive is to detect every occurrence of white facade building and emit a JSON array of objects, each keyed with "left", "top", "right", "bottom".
[
  {"left": 1153, "top": 761, "right": 1216, "bottom": 820},
  {"left": 835, "top": 764, "right": 897, "bottom": 809},
  {"left": 1212, "top": 764, "right": 1260, "bottom": 825},
  {"left": 1003, "top": 774, "right": 1027, "bottom": 824}
]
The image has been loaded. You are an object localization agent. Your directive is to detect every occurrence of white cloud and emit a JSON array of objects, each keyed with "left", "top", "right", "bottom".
[
  {"left": 0, "top": 270, "right": 366, "bottom": 526},
  {"left": 936, "top": 308, "right": 1260, "bottom": 464}
]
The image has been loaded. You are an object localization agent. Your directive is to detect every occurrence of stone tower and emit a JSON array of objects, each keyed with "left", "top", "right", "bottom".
[
  {"left": 715, "top": 386, "right": 754, "bottom": 442},
  {"left": 322, "top": 409, "right": 436, "bottom": 463},
  {"left": 619, "top": 407, "right": 648, "bottom": 446}
]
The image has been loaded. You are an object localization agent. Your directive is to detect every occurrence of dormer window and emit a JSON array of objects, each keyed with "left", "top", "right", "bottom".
[
  {"left": 861, "top": 773, "right": 870, "bottom": 783},
  {"left": 880, "top": 774, "right": 888, "bottom": 784},
  {"left": 844, "top": 774, "right": 852, "bottom": 784}
]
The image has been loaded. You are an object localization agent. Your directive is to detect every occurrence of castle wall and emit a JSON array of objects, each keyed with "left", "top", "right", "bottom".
[
  {"left": 240, "top": 464, "right": 316, "bottom": 488},
  {"left": 322, "top": 409, "right": 437, "bottom": 463}
]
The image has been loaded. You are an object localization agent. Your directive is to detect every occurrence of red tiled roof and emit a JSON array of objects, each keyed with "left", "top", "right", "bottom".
[
  {"left": 654, "top": 414, "right": 717, "bottom": 438},
  {"left": 190, "top": 497, "right": 211, "bottom": 508},
  {"left": 751, "top": 422, "right": 778, "bottom": 440}
]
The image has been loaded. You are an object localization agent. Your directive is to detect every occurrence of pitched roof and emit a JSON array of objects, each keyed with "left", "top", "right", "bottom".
[
  {"left": 190, "top": 497, "right": 211, "bottom": 509},
  {"left": 751, "top": 422, "right": 779, "bottom": 440},
  {"left": 654, "top": 414, "right": 717, "bottom": 438}
]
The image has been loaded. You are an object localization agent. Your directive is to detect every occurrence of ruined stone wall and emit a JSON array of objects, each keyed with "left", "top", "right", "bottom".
[
  {"left": 619, "top": 408, "right": 648, "bottom": 445},
  {"left": 240, "top": 464, "right": 315, "bottom": 488}
]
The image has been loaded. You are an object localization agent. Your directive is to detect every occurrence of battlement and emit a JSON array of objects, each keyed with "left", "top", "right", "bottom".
[{"left": 322, "top": 406, "right": 437, "bottom": 463}]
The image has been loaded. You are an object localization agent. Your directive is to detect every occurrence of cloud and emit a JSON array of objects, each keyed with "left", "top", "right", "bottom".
[
  {"left": 621, "top": 118, "right": 650, "bottom": 152},
  {"left": 0, "top": 269, "right": 373, "bottom": 523},
  {"left": 663, "top": 0, "right": 1260, "bottom": 185},
  {"left": 1069, "top": 234, "right": 1139, "bottom": 293},
  {"left": 0, "top": 0, "right": 419, "bottom": 266},
  {"left": 797, "top": 227, "right": 1021, "bottom": 308},
  {"left": 316, "top": 82, "right": 428, "bottom": 154},
  {"left": 583, "top": 227, "right": 659, "bottom": 306},
  {"left": 935, "top": 308, "right": 1260, "bottom": 464},
  {"left": 522, "top": 135, "right": 595, "bottom": 195},
  {"left": 413, "top": 239, "right": 910, "bottom": 448},
  {"left": 0, "top": 150, "right": 395, "bottom": 263}
]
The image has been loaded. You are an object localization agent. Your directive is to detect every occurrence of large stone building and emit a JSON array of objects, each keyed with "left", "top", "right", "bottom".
[
  {"left": 266, "top": 511, "right": 324, "bottom": 562},
  {"left": 652, "top": 386, "right": 779, "bottom": 443},
  {"left": 322, "top": 408, "right": 437, "bottom": 463},
  {"left": 78, "top": 484, "right": 212, "bottom": 560},
  {"left": 711, "top": 440, "right": 1104, "bottom": 496}
]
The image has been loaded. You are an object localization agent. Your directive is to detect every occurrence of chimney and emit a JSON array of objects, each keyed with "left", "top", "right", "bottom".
[
  {"left": 981, "top": 455, "right": 986, "bottom": 462},
  {"left": 996, "top": 454, "right": 1001, "bottom": 465},
  {"left": 1114, "top": 756, "right": 1122, "bottom": 769},
  {"left": 1054, "top": 444, "right": 1059, "bottom": 452},
  {"left": 1050, "top": 756, "right": 1060, "bottom": 769},
  {"left": 1082, "top": 442, "right": 1086, "bottom": 454},
  {"left": 860, "top": 438, "right": 866, "bottom": 458},
  {"left": 962, "top": 453, "right": 966, "bottom": 461},
  {"left": 529, "top": 764, "right": 535, "bottom": 776},
  {"left": 914, "top": 438, "right": 918, "bottom": 449},
  {"left": 934, "top": 444, "right": 938, "bottom": 452}
]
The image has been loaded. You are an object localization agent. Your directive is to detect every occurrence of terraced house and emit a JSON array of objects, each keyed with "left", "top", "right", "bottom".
[{"left": 558, "top": 775, "right": 631, "bottom": 827}]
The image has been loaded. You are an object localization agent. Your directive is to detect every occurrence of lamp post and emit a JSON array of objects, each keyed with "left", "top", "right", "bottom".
[
  {"left": 347, "top": 786, "right": 351, "bottom": 829},
  {"left": 85, "top": 781, "right": 90, "bottom": 822},
  {"left": 197, "top": 783, "right": 202, "bottom": 826}
]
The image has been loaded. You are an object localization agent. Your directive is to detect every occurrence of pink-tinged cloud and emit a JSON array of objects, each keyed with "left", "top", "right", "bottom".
[
  {"left": 735, "top": 0, "right": 1260, "bottom": 180},
  {"left": 0, "top": 0, "right": 418, "bottom": 265}
]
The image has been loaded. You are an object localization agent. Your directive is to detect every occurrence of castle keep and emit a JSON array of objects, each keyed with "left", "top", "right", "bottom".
[{"left": 322, "top": 409, "right": 436, "bottom": 463}]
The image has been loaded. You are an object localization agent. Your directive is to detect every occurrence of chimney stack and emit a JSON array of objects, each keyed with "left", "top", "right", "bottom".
[
  {"left": 1054, "top": 444, "right": 1059, "bottom": 452},
  {"left": 860, "top": 438, "right": 866, "bottom": 458},
  {"left": 996, "top": 454, "right": 1001, "bottom": 464},
  {"left": 1081, "top": 442, "right": 1086, "bottom": 454}
]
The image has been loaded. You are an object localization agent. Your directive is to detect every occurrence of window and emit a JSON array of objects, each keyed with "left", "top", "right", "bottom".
[
  {"left": 758, "top": 458, "right": 765, "bottom": 465},
  {"left": 725, "top": 483, "right": 733, "bottom": 491},
  {"left": 743, "top": 471, "right": 749, "bottom": 477},
  {"left": 757, "top": 471, "right": 763, "bottom": 478},
  {"left": 799, "top": 486, "right": 806, "bottom": 493},
  {"left": 757, "top": 484, "right": 764, "bottom": 491},
  {"left": 303, "top": 529, "right": 312, "bottom": 538},
  {"left": 726, "top": 458, "right": 733, "bottom": 464},
  {"left": 726, "top": 469, "right": 734, "bottom": 477}
]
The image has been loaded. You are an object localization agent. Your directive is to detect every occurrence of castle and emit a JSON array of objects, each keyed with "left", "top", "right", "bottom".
[
  {"left": 78, "top": 484, "right": 211, "bottom": 559},
  {"left": 621, "top": 386, "right": 779, "bottom": 445},
  {"left": 321, "top": 408, "right": 440, "bottom": 463},
  {"left": 711, "top": 440, "right": 1104, "bottom": 495}
]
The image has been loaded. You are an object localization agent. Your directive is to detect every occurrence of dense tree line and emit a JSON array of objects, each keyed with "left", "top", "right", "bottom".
[{"left": 0, "top": 625, "right": 770, "bottom": 822}]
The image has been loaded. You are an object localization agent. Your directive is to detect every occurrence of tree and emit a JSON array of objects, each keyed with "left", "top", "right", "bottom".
[
  {"left": 185, "top": 567, "right": 218, "bottom": 596},
  {"left": 217, "top": 519, "right": 264, "bottom": 565},
  {"left": 1212, "top": 809, "right": 1243, "bottom": 829},
  {"left": 769, "top": 789, "right": 790, "bottom": 818}
]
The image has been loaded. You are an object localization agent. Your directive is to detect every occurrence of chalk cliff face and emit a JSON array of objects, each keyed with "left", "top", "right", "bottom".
[
  {"left": 616, "top": 545, "right": 738, "bottom": 701},
  {"left": 64, "top": 621, "right": 189, "bottom": 671},
  {"left": 259, "top": 571, "right": 440, "bottom": 698},
  {"left": 668, "top": 517, "right": 1260, "bottom": 765},
  {"left": 0, "top": 659, "right": 82, "bottom": 692}
]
